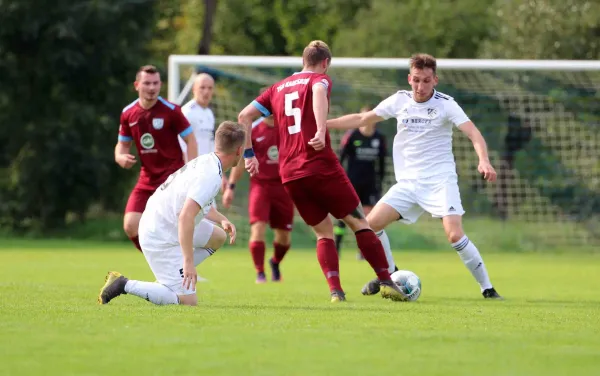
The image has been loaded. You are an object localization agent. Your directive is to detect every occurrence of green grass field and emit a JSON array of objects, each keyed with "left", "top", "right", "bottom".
[{"left": 1, "top": 240, "right": 600, "bottom": 375}]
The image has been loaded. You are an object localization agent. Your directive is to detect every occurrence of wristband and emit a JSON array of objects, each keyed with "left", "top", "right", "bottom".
[
  {"left": 244, "top": 148, "right": 255, "bottom": 158},
  {"left": 228, "top": 183, "right": 236, "bottom": 190}
]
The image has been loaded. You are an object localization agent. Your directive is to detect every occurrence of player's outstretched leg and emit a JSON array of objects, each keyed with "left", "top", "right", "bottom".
[
  {"left": 443, "top": 215, "right": 503, "bottom": 300},
  {"left": 342, "top": 209, "right": 408, "bottom": 302},
  {"left": 98, "top": 271, "right": 181, "bottom": 305},
  {"left": 270, "top": 230, "right": 291, "bottom": 282},
  {"left": 334, "top": 220, "right": 346, "bottom": 254}
]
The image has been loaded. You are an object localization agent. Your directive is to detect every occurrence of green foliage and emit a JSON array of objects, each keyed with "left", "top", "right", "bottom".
[
  {"left": 481, "top": 0, "right": 600, "bottom": 59},
  {"left": 333, "top": 0, "right": 492, "bottom": 58},
  {"left": 273, "top": 0, "right": 368, "bottom": 55},
  {"left": 207, "top": 0, "right": 288, "bottom": 56},
  {"left": 0, "top": 0, "right": 155, "bottom": 231}
]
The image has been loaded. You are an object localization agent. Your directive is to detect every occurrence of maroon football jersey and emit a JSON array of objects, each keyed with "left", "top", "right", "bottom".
[
  {"left": 118, "top": 96, "right": 191, "bottom": 189},
  {"left": 252, "top": 72, "right": 340, "bottom": 183},
  {"left": 251, "top": 118, "right": 281, "bottom": 183}
]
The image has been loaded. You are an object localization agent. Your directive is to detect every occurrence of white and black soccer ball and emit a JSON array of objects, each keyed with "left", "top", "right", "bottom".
[{"left": 391, "top": 270, "right": 422, "bottom": 302}]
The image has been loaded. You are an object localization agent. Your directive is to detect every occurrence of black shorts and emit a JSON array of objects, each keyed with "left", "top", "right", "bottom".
[{"left": 351, "top": 180, "right": 380, "bottom": 207}]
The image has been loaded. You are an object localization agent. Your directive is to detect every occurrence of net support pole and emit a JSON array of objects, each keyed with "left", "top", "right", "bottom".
[{"left": 168, "top": 55, "right": 180, "bottom": 102}]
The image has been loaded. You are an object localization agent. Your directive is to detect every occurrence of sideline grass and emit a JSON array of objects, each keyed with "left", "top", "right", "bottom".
[{"left": 1, "top": 243, "right": 599, "bottom": 375}]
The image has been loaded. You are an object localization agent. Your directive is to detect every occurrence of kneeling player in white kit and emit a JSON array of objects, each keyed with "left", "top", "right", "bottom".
[
  {"left": 98, "top": 121, "right": 246, "bottom": 306},
  {"left": 328, "top": 53, "right": 502, "bottom": 299}
]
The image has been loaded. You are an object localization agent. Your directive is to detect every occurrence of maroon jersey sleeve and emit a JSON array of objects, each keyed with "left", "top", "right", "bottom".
[
  {"left": 118, "top": 111, "right": 132, "bottom": 142},
  {"left": 171, "top": 105, "right": 192, "bottom": 137},
  {"left": 312, "top": 75, "right": 332, "bottom": 95},
  {"left": 252, "top": 86, "right": 274, "bottom": 117}
]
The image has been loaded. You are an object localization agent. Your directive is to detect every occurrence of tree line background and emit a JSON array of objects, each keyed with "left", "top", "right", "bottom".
[{"left": 0, "top": 0, "right": 598, "bottom": 235}]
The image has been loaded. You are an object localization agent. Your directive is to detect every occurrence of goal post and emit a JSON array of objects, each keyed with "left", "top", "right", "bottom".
[{"left": 168, "top": 55, "right": 600, "bottom": 251}]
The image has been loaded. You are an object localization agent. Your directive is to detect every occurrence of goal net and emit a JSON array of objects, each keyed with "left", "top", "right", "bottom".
[{"left": 168, "top": 55, "right": 600, "bottom": 251}]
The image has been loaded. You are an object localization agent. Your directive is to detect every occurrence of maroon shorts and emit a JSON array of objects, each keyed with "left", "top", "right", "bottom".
[
  {"left": 283, "top": 170, "right": 360, "bottom": 226},
  {"left": 249, "top": 180, "right": 294, "bottom": 230},
  {"left": 125, "top": 184, "right": 156, "bottom": 214}
]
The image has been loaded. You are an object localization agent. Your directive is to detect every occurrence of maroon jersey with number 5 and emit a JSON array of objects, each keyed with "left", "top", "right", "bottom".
[{"left": 252, "top": 72, "right": 341, "bottom": 183}]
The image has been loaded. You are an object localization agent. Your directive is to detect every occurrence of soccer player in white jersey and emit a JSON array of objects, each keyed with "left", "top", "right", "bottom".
[
  {"left": 327, "top": 54, "right": 502, "bottom": 300},
  {"left": 180, "top": 73, "right": 229, "bottom": 192},
  {"left": 98, "top": 121, "right": 246, "bottom": 307}
]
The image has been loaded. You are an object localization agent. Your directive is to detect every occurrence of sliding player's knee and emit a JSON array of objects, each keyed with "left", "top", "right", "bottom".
[
  {"left": 274, "top": 230, "right": 291, "bottom": 246},
  {"left": 123, "top": 214, "right": 141, "bottom": 237},
  {"left": 250, "top": 222, "right": 267, "bottom": 242},
  {"left": 178, "top": 294, "right": 198, "bottom": 306},
  {"left": 206, "top": 226, "right": 227, "bottom": 250}
]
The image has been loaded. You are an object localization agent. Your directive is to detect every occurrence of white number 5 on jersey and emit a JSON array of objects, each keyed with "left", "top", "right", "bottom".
[{"left": 285, "top": 91, "right": 301, "bottom": 134}]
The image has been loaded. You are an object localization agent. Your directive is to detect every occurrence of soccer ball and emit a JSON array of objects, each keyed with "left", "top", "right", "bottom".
[{"left": 391, "top": 270, "right": 422, "bottom": 301}]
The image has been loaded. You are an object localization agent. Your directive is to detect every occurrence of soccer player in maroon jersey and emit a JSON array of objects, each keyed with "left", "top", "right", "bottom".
[
  {"left": 116, "top": 65, "right": 198, "bottom": 252},
  {"left": 222, "top": 111, "right": 294, "bottom": 284},
  {"left": 237, "top": 41, "right": 408, "bottom": 302}
]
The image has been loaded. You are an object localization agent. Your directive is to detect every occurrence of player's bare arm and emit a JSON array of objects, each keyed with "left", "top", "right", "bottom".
[
  {"left": 327, "top": 110, "right": 384, "bottom": 131},
  {"left": 178, "top": 198, "right": 201, "bottom": 291},
  {"left": 222, "top": 157, "right": 245, "bottom": 208},
  {"left": 114, "top": 141, "right": 137, "bottom": 169},
  {"left": 238, "top": 104, "right": 260, "bottom": 176},
  {"left": 458, "top": 121, "right": 497, "bottom": 182},
  {"left": 182, "top": 132, "right": 198, "bottom": 161},
  {"left": 205, "top": 206, "right": 237, "bottom": 244},
  {"left": 308, "top": 83, "right": 329, "bottom": 151}
]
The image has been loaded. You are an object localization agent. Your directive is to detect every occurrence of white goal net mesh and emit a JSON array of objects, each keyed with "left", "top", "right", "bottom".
[{"left": 169, "top": 57, "right": 600, "bottom": 250}]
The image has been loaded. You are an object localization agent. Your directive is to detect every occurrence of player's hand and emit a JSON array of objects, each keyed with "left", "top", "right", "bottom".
[
  {"left": 221, "top": 220, "right": 237, "bottom": 244},
  {"left": 116, "top": 154, "right": 137, "bottom": 169},
  {"left": 222, "top": 188, "right": 235, "bottom": 209},
  {"left": 308, "top": 130, "right": 326, "bottom": 151},
  {"left": 478, "top": 160, "right": 497, "bottom": 182},
  {"left": 181, "top": 261, "right": 197, "bottom": 291},
  {"left": 245, "top": 156, "right": 259, "bottom": 176}
]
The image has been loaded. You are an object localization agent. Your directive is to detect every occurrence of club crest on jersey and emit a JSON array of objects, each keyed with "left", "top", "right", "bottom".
[
  {"left": 152, "top": 118, "right": 164, "bottom": 130},
  {"left": 426, "top": 108, "right": 438, "bottom": 119},
  {"left": 140, "top": 133, "right": 155, "bottom": 149},
  {"left": 371, "top": 139, "right": 380, "bottom": 148},
  {"left": 267, "top": 145, "right": 279, "bottom": 161}
]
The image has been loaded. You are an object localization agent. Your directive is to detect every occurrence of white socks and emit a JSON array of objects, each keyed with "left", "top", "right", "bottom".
[
  {"left": 452, "top": 235, "right": 493, "bottom": 291},
  {"left": 193, "top": 247, "right": 215, "bottom": 266},
  {"left": 124, "top": 280, "right": 179, "bottom": 305},
  {"left": 376, "top": 230, "right": 397, "bottom": 274}
]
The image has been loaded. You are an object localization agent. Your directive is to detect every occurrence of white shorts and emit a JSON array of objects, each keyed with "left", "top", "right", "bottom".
[
  {"left": 380, "top": 174, "right": 465, "bottom": 224},
  {"left": 139, "top": 218, "right": 215, "bottom": 295}
]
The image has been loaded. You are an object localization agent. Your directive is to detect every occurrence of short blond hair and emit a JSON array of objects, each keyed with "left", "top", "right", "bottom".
[
  {"left": 303, "top": 40, "right": 332, "bottom": 67},
  {"left": 409, "top": 53, "right": 437, "bottom": 74},
  {"left": 215, "top": 121, "right": 246, "bottom": 154}
]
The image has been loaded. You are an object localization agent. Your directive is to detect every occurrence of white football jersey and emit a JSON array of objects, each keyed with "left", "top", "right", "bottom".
[
  {"left": 143, "top": 153, "right": 222, "bottom": 243},
  {"left": 374, "top": 90, "right": 470, "bottom": 181},
  {"left": 179, "top": 100, "right": 216, "bottom": 157}
]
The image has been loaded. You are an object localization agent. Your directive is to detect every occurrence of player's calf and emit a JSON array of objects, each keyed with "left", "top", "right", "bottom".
[
  {"left": 123, "top": 212, "right": 143, "bottom": 252},
  {"left": 343, "top": 212, "right": 393, "bottom": 283},
  {"left": 443, "top": 215, "right": 500, "bottom": 298},
  {"left": 270, "top": 230, "right": 291, "bottom": 282}
]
